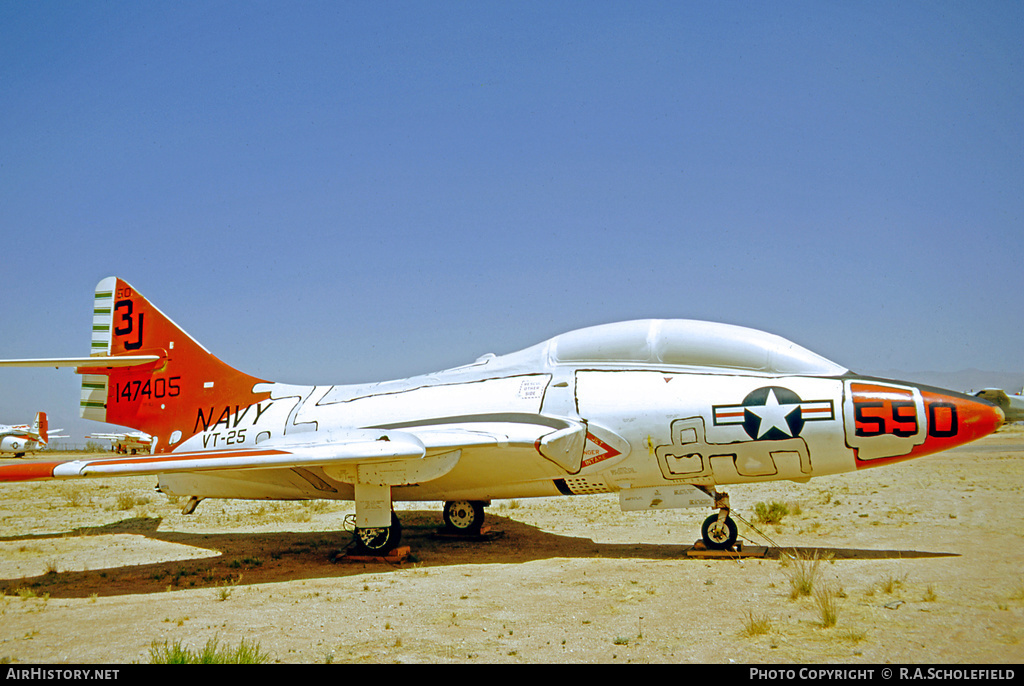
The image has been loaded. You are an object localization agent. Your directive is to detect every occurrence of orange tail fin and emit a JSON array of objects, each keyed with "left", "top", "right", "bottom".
[
  {"left": 34, "top": 412, "right": 48, "bottom": 445},
  {"left": 79, "top": 278, "right": 270, "bottom": 453}
]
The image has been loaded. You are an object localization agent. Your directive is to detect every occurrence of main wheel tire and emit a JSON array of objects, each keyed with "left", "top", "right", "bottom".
[
  {"left": 701, "top": 514, "right": 738, "bottom": 550},
  {"left": 442, "top": 500, "right": 485, "bottom": 534},
  {"left": 354, "top": 512, "right": 402, "bottom": 555}
]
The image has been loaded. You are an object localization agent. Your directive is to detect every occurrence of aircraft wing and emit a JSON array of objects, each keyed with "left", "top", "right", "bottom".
[
  {"left": 0, "top": 413, "right": 587, "bottom": 483},
  {"left": 0, "top": 429, "right": 42, "bottom": 441},
  {"left": 0, "top": 428, "right": 428, "bottom": 482},
  {"left": 377, "top": 413, "right": 587, "bottom": 473}
]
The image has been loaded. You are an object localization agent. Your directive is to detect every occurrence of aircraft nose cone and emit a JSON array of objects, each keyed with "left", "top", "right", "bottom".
[
  {"left": 920, "top": 388, "right": 1005, "bottom": 453},
  {"left": 847, "top": 380, "right": 1005, "bottom": 467}
]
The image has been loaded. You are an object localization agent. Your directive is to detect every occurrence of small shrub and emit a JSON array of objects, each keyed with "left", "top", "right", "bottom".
[
  {"left": 754, "top": 501, "right": 790, "bottom": 525},
  {"left": 59, "top": 487, "right": 84, "bottom": 507},
  {"left": 149, "top": 637, "right": 270, "bottom": 664}
]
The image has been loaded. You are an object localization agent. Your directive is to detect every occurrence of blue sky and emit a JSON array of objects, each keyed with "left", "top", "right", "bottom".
[{"left": 1, "top": 2, "right": 1022, "bottom": 442}]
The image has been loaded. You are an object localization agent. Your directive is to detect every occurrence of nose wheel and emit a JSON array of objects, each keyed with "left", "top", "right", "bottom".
[
  {"left": 697, "top": 486, "right": 738, "bottom": 550},
  {"left": 701, "top": 513, "right": 738, "bottom": 550}
]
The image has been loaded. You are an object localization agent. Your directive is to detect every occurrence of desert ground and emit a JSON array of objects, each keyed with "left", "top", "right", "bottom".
[{"left": 1, "top": 425, "right": 1022, "bottom": 664}]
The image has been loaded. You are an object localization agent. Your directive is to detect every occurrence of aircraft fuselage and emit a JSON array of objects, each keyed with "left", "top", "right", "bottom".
[{"left": 156, "top": 322, "right": 999, "bottom": 508}]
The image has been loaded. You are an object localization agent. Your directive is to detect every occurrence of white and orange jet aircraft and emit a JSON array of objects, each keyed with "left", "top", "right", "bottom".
[
  {"left": 0, "top": 412, "right": 54, "bottom": 457},
  {"left": 0, "top": 277, "right": 1006, "bottom": 554},
  {"left": 86, "top": 431, "right": 154, "bottom": 455}
]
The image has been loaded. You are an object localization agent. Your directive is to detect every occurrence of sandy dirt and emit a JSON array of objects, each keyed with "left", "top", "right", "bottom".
[{"left": 0, "top": 426, "right": 1022, "bottom": 664}]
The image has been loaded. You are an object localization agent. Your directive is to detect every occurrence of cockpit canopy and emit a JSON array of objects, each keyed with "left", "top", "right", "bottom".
[{"left": 549, "top": 319, "right": 847, "bottom": 376}]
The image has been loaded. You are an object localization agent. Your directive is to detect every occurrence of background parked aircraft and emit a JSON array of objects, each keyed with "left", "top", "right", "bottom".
[
  {"left": 973, "top": 388, "right": 1024, "bottom": 423},
  {"left": 0, "top": 412, "right": 64, "bottom": 457},
  {"left": 85, "top": 431, "right": 154, "bottom": 455}
]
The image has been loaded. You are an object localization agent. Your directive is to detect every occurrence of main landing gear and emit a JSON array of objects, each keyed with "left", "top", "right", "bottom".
[
  {"left": 697, "top": 487, "right": 738, "bottom": 551},
  {"left": 348, "top": 500, "right": 490, "bottom": 557},
  {"left": 352, "top": 512, "right": 403, "bottom": 556},
  {"left": 442, "top": 500, "right": 486, "bottom": 535},
  {"left": 347, "top": 492, "right": 741, "bottom": 556}
]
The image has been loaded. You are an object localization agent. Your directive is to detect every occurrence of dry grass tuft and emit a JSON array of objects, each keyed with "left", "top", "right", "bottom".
[
  {"left": 786, "top": 551, "right": 822, "bottom": 599},
  {"left": 815, "top": 582, "right": 840, "bottom": 628},
  {"left": 741, "top": 610, "right": 773, "bottom": 637},
  {"left": 879, "top": 571, "right": 908, "bottom": 595}
]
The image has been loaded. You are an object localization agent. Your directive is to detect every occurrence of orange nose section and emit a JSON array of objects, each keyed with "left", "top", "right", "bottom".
[
  {"left": 913, "top": 388, "right": 1005, "bottom": 457},
  {"left": 848, "top": 381, "right": 1004, "bottom": 468}
]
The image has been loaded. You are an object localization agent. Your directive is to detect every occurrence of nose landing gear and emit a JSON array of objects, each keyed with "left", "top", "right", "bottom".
[
  {"left": 697, "top": 487, "right": 738, "bottom": 551},
  {"left": 701, "top": 513, "right": 738, "bottom": 550}
]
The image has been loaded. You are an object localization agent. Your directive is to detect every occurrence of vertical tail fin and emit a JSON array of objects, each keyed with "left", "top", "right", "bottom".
[
  {"left": 78, "top": 278, "right": 270, "bottom": 453},
  {"left": 32, "top": 412, "right": 48, "bottom": 445}
]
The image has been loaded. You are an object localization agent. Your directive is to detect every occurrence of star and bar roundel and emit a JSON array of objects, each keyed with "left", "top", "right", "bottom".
[{"left": 713, "top": 387, "right": 835, "bottom": 440}]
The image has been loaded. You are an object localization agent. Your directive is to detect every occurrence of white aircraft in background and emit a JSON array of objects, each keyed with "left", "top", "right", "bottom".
[
  {"left": 0, "top": 412, "right": 63, "bottom": 457},
  {"left": 973, "top": 388, "right": 1024, "bottom": 423},
  {"left": 0, "top": 277, "right": 1005, "bottom": 555},
  {"left": 86, "top": 431, "right": 153, "bottom": 455}
]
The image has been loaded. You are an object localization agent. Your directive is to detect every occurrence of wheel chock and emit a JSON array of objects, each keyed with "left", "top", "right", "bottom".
[
  {"left": 333, "top": 545, "right": 412, "bottom": 564},
  {"left": 686, "top": 541, "right": 769, "bottom": 558},
  {"left": 432, "top": 525, "right": 504, "bottom": 541}
]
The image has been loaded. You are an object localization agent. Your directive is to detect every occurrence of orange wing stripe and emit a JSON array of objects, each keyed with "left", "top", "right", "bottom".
[
  {"left": 84, "top": 448, "right": 289, "bottom": 468},
  {"left": 0, "top": 462, "right": 60, "bottom": 482}
]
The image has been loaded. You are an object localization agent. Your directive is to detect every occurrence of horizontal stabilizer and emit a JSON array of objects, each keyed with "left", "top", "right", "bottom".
[{"left": 0, "top": 356, "right": 162, "bottom": 369}]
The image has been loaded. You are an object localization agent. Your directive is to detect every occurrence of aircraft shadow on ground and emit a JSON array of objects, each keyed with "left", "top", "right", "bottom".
[{"left": 0, "top": 511, "right": 958, "bottom": 599}]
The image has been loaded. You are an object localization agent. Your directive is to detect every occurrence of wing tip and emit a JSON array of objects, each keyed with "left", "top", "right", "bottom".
[{"left": 0, "top": 461, "right": 61, "bottom": 482}]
